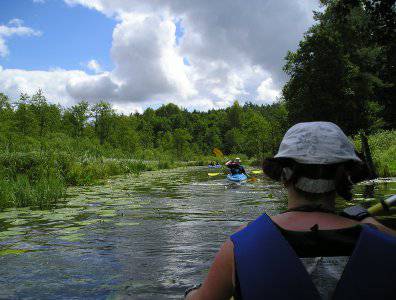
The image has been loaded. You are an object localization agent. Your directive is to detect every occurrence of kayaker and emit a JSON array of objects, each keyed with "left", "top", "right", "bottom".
[
  {"left": 225, "top": 158, "right": 246, "bottom": 175},
  {"left": 185, "top": 122, "right": 396, "bottom": 300}
]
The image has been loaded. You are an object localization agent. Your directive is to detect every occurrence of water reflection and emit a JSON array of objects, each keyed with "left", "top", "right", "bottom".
[{"left": 0, "top": 167, "right": 395, "bottom": 299}]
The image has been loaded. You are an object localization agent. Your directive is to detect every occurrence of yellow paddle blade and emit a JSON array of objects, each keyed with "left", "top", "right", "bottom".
[
  {"left": 213, "top": 148, "right": 224, "bottom": 157},
  {"left": 251, "top": 170, "right": 263, "bottom": 174},
  {"left": 208, "top": 173, "right": 220, "bottom": 177},
  {"left": 368, "top": 195, "right": 396, "bottom": 215}
]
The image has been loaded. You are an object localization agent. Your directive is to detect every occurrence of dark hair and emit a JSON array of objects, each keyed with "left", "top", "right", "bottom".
[{"left": 262, "top": 156, "right": 370, "bottom": 201}]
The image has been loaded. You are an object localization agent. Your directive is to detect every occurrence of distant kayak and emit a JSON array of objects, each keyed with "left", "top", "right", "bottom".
[
  {"left": 227, "top": 173, "right": 247, "bottom": 182},
  {"left": 208, "top": 165, "right": 221, "bottom": 168}
]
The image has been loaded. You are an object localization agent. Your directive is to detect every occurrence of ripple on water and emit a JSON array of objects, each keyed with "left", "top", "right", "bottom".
[{"left": 0, "top": 168, "right": 395, "bottom": 299}]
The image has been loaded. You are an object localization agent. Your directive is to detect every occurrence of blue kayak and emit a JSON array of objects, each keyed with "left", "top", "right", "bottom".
[{"left": 227, "top": 173, "right": 248, "bottom": 182}]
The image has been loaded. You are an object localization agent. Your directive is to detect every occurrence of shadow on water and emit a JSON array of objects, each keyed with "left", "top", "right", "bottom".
[{"left": 0, "top": 166, "right": 395, "bottom": 299}]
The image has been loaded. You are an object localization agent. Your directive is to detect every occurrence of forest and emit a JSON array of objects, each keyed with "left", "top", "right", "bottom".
[{"left": 0, "top": 0, "right": 395, "bottom": 208}]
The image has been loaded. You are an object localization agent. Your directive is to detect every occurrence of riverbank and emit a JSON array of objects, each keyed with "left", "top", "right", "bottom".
[
  {"left": 0, "top": 151, "right": 253, "bottom": 209},
  {"left": 1, "top": 128, "right": 393, "bottom": 210},
  {"left": 0, "top": 152, "right": 200, "bottom": 209}
]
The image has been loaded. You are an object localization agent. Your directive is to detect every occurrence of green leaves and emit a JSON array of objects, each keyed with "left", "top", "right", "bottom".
[{"left": 283, "top": 0, "right": 394, "bottom": 134}]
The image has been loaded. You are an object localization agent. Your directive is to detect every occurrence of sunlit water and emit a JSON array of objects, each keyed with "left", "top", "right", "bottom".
[{"left": 0, "top": 167, "right": 395, "bottom": 299}]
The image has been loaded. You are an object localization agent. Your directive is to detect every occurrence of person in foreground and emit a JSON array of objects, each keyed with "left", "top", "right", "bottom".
[{"left": 185, "top": 122, "right": 396, "bottom": 300}]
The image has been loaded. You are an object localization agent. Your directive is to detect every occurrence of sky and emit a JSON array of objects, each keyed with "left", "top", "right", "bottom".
[{"left": 0, "top": 0, "right": 321, "bottom": 113}]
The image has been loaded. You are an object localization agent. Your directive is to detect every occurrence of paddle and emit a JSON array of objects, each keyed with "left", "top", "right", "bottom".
[
  {"left": 251, "top": 170, "right": 263, "bottom": 175},
  {"left": 368, "top": 194, "right": 396, "bottom": 216},
  {"left": 208, "top": 172, "right": 221, "bottom": 177}
]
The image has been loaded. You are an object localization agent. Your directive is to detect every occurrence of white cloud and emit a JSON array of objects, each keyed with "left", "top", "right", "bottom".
[
  {"left": 86, "top": 59, "right": 102, "bottom": 73},
  {"left": 112, "top": 102, "right": 143, "bottom": 115},
  {"left": 8, "top": 19, "right": 24, "bottom": 27},
  {"left": 0, "top": 19, "right": 41, "bottom": 57},
  {"left": 1, "top": 1, "right": 321, "bottom": 111},
  {"left": 257, "top": 77, "right": 281, "bottom": 104},
  {"left": 0, "top": 67, "right": 88, "bottom": 107}
]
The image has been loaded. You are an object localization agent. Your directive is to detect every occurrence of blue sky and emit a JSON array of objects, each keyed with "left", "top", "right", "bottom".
[{"left": 0, "top": 0, "right": 115, "bottom": 72}]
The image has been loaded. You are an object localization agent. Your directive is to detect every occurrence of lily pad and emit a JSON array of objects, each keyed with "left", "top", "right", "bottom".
[
  {"left": 58, "top": 233, "right": 85, "bottom": 242},
  {"left": 0, "top": 230, "right": 25, "bottom": 240},
  {"left": 0, "top": 249, "right": 29, "bottom": 256},
  {"left": 97, "top": 210, "right": 117, "bottom": 217},
  {"left": 56, "top": 227, "right": 81, "bottom": 235},
  {"left": 75, "top": 219, "right": 101, "bottom": 226},
  {"left": 10, "top": 219, "right": 29, "bottom": 226}
]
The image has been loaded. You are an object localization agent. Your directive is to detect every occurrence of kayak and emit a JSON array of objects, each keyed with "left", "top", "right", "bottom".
[
  {"left": 227, "top": 173, "right": 248, "bottom": 182},
  {"left": 208, "top": 165, "right": 221, "bottom": 168}
]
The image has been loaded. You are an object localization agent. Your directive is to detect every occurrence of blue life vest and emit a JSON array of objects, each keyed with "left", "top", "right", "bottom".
[{"left": 230, "top": 213, "right": 396, "bottom": 300}]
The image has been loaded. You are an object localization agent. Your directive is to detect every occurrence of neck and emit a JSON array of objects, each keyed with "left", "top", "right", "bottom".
[{"left": 287, "top": 185, "right": 336, "bottom": 211}]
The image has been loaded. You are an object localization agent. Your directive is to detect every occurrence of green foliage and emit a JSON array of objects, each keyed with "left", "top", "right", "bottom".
[
  {"left": 92, "top": 101, "right": 115, "bottom": 145},
  {"left": 283, "top": 0, "right": 395, "bottom": 135},
  {"left": 0, "top": 152, "right": 66, "bottom": 209},
  {"left": 0, "top": 90, "right": 290, "bottom": 208},
  {"left": 354, "top": 130, "right": 396, "bottom": 177},
  {"left": 63, "top": 101, "right": 89, "bottom": 138}
]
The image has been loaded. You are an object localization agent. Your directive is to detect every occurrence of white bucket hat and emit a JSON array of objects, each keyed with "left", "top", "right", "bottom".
[
  {"left": 274, "top": 122, "right": 361, "bottom": 193},
  {"left": 275, "top": 122, "right": 361, "bottom": 164}
]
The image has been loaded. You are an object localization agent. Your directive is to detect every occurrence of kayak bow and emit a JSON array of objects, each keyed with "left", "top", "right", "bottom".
[{"left": 227, "top": 173, "right": 248, "bottom": 182}]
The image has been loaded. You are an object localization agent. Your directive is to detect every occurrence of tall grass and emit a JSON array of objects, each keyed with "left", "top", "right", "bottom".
[
  {"left": 0, "top": 151, "right": 209, "bottom": 209},
  {"left": 354, "top": 130, "right": 396, "bottom": 177},
  {"left": 0, "top": 147, "right": 257, "bottom": 209},
  {"left": 0, "top": 152, "right": 66, "bottom": 209}
]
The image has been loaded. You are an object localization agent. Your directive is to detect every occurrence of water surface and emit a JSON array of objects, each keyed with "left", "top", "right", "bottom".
[{"left": 0, "top": 167, "right": 395, "bottom": 299}]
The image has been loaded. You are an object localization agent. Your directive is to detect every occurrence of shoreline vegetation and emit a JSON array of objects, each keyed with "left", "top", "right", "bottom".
[
  {"left": 0, "top": 90, "right": 287, "bottom": 209},
  {"left": 0, "top": 126, "right": 394, "bottom": 210},
  {"left": 0, "top": 90, "right": 394, "bottom": 209},
  {"left": 0, "top": 149, "right": 255, "bottom": 209}
]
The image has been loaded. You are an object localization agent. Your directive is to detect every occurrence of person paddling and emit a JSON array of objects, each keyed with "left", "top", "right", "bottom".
[
  {"left": 225, "top": 158, "right": 246, "bottom": 175},
  {"left": 185, "top": 122, "right": 396, "bottom": 300}
]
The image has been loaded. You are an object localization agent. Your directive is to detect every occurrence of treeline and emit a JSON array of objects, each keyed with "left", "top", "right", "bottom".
[
  {"left": 283, "top": 0, "right": 395, "bottom": 135},
  {"left": 0, "top": 91, "right": 288, "bottom": 161},
  {"left": 0, "top": 91, "right": 288, "bottom": 208}
]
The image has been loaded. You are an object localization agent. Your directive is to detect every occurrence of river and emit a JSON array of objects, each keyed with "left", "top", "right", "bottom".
[{"left": 0, "top": 167, "right": 395, "bottom": 299}]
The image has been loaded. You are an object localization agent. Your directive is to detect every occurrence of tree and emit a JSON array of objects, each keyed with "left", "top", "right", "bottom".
[
  {"left": 91, "top": 101, "right": 115, "bottom": 145},
  {"left": 30, "top": 90, "right": 61, "bottom": 136},
  {"left": 242, "top": 112, "right": 272, "bottom": 160},
  {"left": 173, "top": 128, "right": 192, "bottom": 158},
  {"left": 364, "top": 0, "right": 396, "bottom": 128},
  {"left": 65, "top": 101, "right": 89, "bottom": 138},
  {"left": 224, "top": 128, "right": 244, "bottom": 154},
  {"left": 283, "top": 0, "right": 394, "bottom": 135},
  {"left": 204, "top": 127, "right": 222, "bottom": 154},
  {"left": 0, "top": 93, "right": 14, "bottom": 150},
  {"left": 0, "top": 93, "right": 11, "bottom": 111},
  {"left": 15, "top": 93, "right": 39, "bottom": 136},
  {"left": 110, "top": 115, "right": 140, "bottom": 155},
  {"left": 227, "top": 101, "right": 243, "bottom": 129}
]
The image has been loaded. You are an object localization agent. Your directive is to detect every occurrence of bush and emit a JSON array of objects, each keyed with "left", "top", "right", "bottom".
[{"left": 354, "top": 130, "right": 396, "bottom": 177}]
